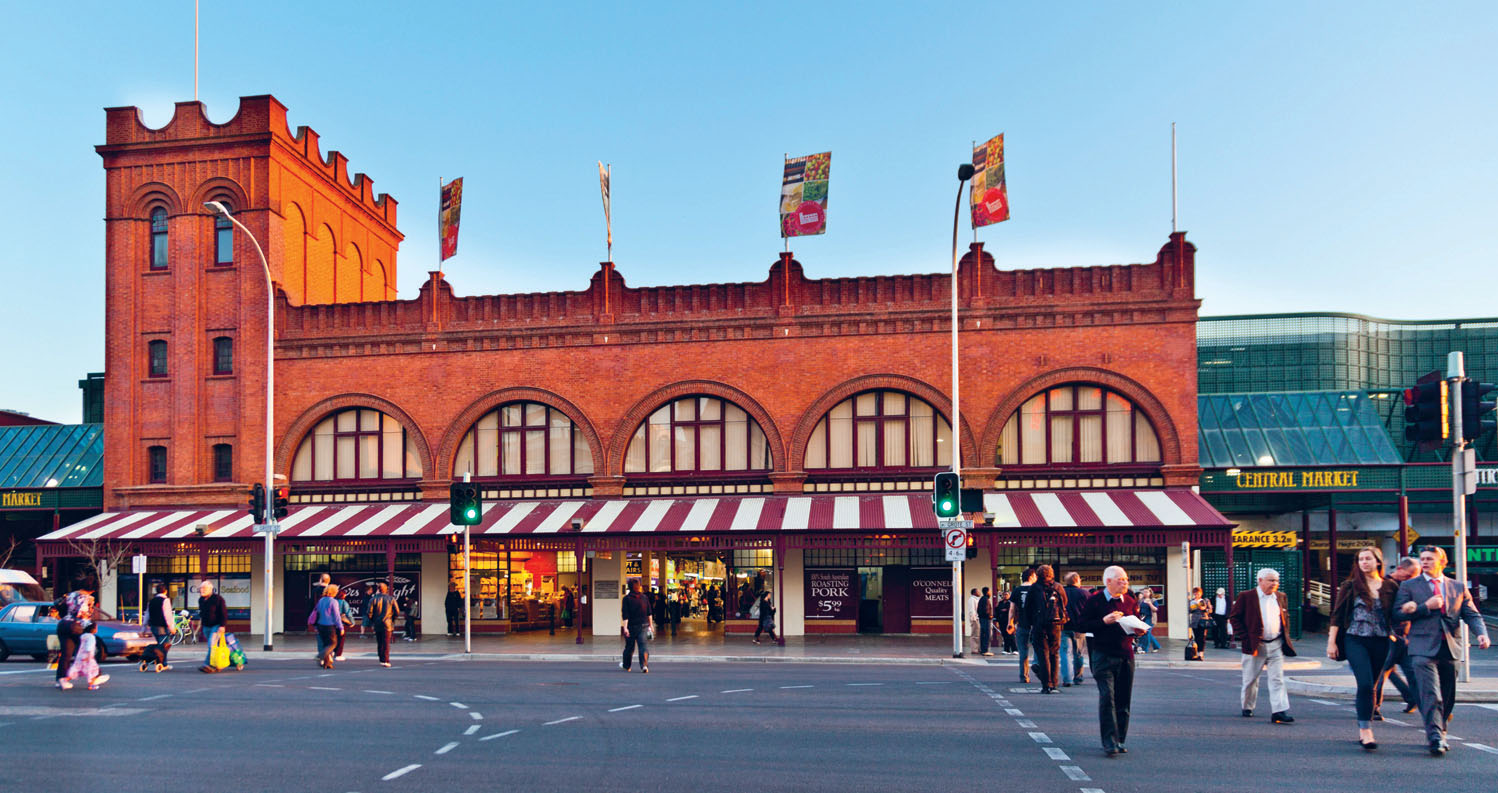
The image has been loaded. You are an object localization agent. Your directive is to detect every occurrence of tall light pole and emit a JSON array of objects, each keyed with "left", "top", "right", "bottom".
[
  {"left": 950, "top": 163, "right": 974, "bottom": 658},
  {"left": 205, "top": 201, "right": 277, "bottom": 652}
]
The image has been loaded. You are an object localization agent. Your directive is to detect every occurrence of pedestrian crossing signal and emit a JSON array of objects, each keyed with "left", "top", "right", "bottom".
[
  {"left": 271, "top": 485, "right": 290, "bottom": 520},
  {"left": 450, "top": 482, "right": 482, "bottom": 526}
]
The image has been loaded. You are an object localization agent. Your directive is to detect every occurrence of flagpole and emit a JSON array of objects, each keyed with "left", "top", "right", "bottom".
[
  {"left": 783, "top": 154, "right": 790, "bottom": 254},
  {"left": 437, "top": 177, "right": 443, "bottom": 276},
  {"left": 606, "top": 164, "right": 612, "bottom": 262},
  {"left": 1171, "top": 122, "right": 1178, "bottom": 234},
  {"left": 194, "top": 0, "right": 199, "bottom": 101},
  {"left": 971, "top": 140, "right": 977, "bottom": 244}
]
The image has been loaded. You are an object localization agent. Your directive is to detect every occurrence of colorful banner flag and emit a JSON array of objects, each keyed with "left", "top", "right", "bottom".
[
  {"left": 970, "top": 134, "right": 1009, "bottom": 228},
  {"left": 598, "top": 162, "right": 611, "bottom": 253},
  {"left": 780, "top": 151, "right": 830, "bottom": 238},
  {"left": 439, "top": 177, "right": 463, "bottom": 261}
]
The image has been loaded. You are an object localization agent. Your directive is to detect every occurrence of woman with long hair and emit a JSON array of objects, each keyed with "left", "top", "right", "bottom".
[
  {"left": 1188, "top": 587, "right": 1211, "bottom": 659},
  {"left": 1135, "top": 589, "right": 1162, "bottom": 653},
  {"left": 1327, "top": 546, "right": 1395, "bottom": 750}
]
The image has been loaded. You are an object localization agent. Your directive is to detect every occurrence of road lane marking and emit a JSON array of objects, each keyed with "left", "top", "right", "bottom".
[
  {"left": 544, "top": 716, "right": 581, "bottom": 726},
  {"left": 1028, "top": 732, "right": 1051, "bottom": 744},
  {"left": 1061, "top": 766, "right": 1091, "bottom": 781},
  {"left": 780, "top": 685, "right": 814, "bottom": 689},
  {"left": 469, "top": 712, "right": 483, "bottom": 720},
  {"left": 1043, "top": 747, "right": 1069, "bottom": 761},
  {"left": 450, "top": 702, "right": 468, "bottom": 709},
  {"left": 1464, "top": 743, "right": 1498, "bottom": 755},
  {"left": 609, "top": 704, "right": 643, "bottom": 712},
  {"left": 318, "top": 673, "right": 335, "bottom": 678},
  {"left": 137, "top": 694, "right": 172, "bottom": 701},
  {"left": 721, "top": 688, "right": 753, "bottom": 693},
  {"left": 0, "top": 668, "right": 51, "bottom": 676},
  {"left": 435, "top": 742, "right": 459, "bottom": 755},
  {"left": 846, "top": 683, "right": 882, "bottom": 686},
  {"left": 1015, "top": 719, "right": 1038, "bottom": 729},
  {"left": 1081, "top": 788, "right": 1105, "bottom": 793},
  {"left": 309, "top": 686, "right": 341, "bottom": 691},
  {"left": 253, "top": 684, "right": 284, "bottom": 688},
  {"left": 1381, "top": 717, "right": 1408, "bottom": 726},
  {"left": 1004, "top": 708, "right": 1024, "bottom": 716},
  {"left": 363, "top": 690, "right": 395, "bottom": 695},
  {"left": 413, "top": 695, "right": 441, "bottom": 701},
  {"left": 0, "top": 705, "right": 146, "bottom": 718},
  {"left": 915, "top": 681, "right": 954, "bottom": 685},
  {"left": 1310, "top": 699, "right": 1338, "bottom": 706},
  {"left": 480, "top": 730, "right": 519, "bottom": 741},
  {"left": 464, "top": 725, "right": 480, "bottom": 736},
  {"left": 382, "top": 764, "right": 420, "bottom": 780},
  {"left": 667, "top": 695, "right": 698, "bottom": 702}
]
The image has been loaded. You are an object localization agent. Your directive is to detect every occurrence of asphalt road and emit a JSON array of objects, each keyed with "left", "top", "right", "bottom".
[{"left": 2, "top": 655, "right": 1495, "bottom": 792}]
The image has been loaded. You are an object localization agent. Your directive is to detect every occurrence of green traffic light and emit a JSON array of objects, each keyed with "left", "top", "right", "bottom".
[
  {"left": 465, "top": 508, "right": 478, "bottom": 521},
  {"left": 940, "top": 500, "right": 953, "bottom": 512}
]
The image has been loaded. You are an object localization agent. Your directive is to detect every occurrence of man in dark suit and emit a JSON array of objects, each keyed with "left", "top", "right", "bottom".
[
  {"left": 1228, "top": 568, "right": 1297, "bottom": 724},
  {"left": 1394, "top": 546, "right": 1491, "bottom": 756},
  {"left": 1070, "top": 566, "right": 1149, "bottom": 756}
]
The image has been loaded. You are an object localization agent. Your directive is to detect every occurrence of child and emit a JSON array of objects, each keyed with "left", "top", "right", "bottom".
[{"left": 63, "top": 621, "right": 110, "bottom": 691}]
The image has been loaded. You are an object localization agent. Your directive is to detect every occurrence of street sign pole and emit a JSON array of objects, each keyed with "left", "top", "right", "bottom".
[
  {"left": 464, "top": 471, "right": 473, "bottom": 656},
  {"left": 1448, "top": 352, "right": 1470, "bottom": 683}
]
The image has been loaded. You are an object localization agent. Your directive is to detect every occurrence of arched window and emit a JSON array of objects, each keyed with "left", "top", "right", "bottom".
[
  {"left": 213, "top": 202, "right": 234, "bottom": 265},
  {"left": 624, "top": 396, "right": 771, "bottom": 474},
  {"left": 147, "top": 340, "right": 168, "bottom": 378},
  {"left": 149, "top": 207, "right": 169, "bottom": 270},
  {"left": 148, "top": 445, "right": 167, "bottom": 484},
  {"left": 212, "top": 336, "right": 233, "bottom": 375},
  {"left": 998, "top": 385, "right": 1161, "bottom": 466},
  {"left": 290, "top": 409, "right": 424, "bottom": 483},
  {"left": 804, "top": 390, "right": 951, "bottom": 471},
  {"left": 212, "top": 443, "right": 233, "bottom": 482},
  {"left": 453, "top": 402, "right": 594, "bottom": 478}
]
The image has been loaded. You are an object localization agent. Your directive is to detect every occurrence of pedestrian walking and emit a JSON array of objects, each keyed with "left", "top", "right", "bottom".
[
  {"left": 1025, "top": 564, "right": 1068, "bottom": 693},
  {"left": 53, "top": 583, "right": 94, "bottom": 690},
  {"left": 561, "top": 586, "right": 576, "bottom": 629},
  {"left": 966, "top": 588, "right": 980, "bottom": 653},
  {"left": 62, "top": 621, "right": 109, "bottom": 691},
  {"left": 1326, "top": 545, "right": 1398, "bottom": 750},
  {"left": 1071, "top": 566, "right": 1148, "bottom": 756},
  {"left": 996, "top": 590, "right": 1017, "bottom": 654},
  {"left": 197, "top": 582, "right": 228, "bottom": 674},
  {"left": 976, "top": 587, "right": 994, "bottom": 656},
  {"left": 143, "top": 582, "right": 174, "bottom": 670},
  {"left": 1228, "top": 568, "right": 1296, "bottom": 724},
  {"left": 334, "top": 588, "right": 353, "bottom": 661},
  {"left": 1135, "top": 589, "right": 1161, "bottom": 653},
  {"left": 365, "top": 582, "right": 400, "bottom": 668},
  {"left": 445, "top": 583, "right": 463, "bottom": 636},
  {"left": 1061, "top": 572, "right": 1088, "bottom": 686},
  {"left": 753, "top": 591, "right": 778, "bottom": 644},
  {"left": 1213, "top": 587, "right": 1231, "bottom": 648},
  {"left": 1188, "top": 587, "right": 1212, "bottom": 660},
  {"left": 309, "top": 584, "right": 344, "bottom": 668},
  {"left": 1375, "top": 557, "right": 1421, "bottom": 717},
  {"left": 1393, "top": 546, "right": 1491, "bottom": 756},
  {"left": 620, "top": 580, "right": 651, "bottom": 673},
  {"left": 1015, "top": 567, "right": 1037, "bottom": 682},
  {"left": 359, "top": 584, "right": 372, "bottom": 638},
  {"left": 403, "top": 597, "right": 421, "bottom": 641}
]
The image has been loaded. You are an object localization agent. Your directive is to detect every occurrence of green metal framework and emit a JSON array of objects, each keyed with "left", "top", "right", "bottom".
[
  {"left": 0, "top": 423, "right": 103, "bottom": 488},
  {"left": 1198, "top": 391, "right": 1401, "bottom": 469}
]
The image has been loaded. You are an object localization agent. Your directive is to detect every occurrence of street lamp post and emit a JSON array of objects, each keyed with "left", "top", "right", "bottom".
[
  {"left": 950, "top": 163, "right": 974, "bottom": 658},
  {"left": 204, "top": 201, "right": 276, "bottom": 652}
]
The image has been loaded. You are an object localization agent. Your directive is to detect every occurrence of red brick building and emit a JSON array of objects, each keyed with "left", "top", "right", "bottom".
[{"left": 42, "top": 96, "right": 1227, "bottom": 643}]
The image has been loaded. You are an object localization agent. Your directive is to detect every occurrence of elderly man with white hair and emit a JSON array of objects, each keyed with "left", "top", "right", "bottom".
[
  {"left": 197, "top": 581, "right": 228, "bottom": 674},
  {"left": 1228, "top": 568, "right": 1298, "bottom": 724},
  {"left": 1070, "top": 565, "right": 1149, "bottom": 757}
]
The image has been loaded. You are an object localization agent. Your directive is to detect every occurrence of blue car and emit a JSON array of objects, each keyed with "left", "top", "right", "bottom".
[{"left": 0, "top": 601, "right": 158, "bottom": 663}]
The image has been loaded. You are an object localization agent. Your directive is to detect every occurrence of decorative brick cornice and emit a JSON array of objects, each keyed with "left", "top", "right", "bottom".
[
  {"left": 978, "top": 367, "right": 1183, "bottom": 467},
  {"left": 433, "top": 387, "right": 605, "bottom": 481},
  {"left": 274, "top": 393, "right": 434, "bottom": 480},
  {"left": 605, "top": 380, "right": 787, "bottom": 477},
  {"left": 787, "top": 373, "right": 979, "bottom": 472}
]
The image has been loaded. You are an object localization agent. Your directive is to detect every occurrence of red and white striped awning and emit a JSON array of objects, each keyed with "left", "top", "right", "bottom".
[{"left": 38, "top": 490, "right": 1229, "bottom": 544}]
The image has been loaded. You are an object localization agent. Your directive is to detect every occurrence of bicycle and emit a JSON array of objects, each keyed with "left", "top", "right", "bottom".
[{"left": 170, "top": 611, "right": 199, "bottom": 646}]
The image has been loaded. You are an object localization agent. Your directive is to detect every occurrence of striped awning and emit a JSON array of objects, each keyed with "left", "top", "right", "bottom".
[{"left": 37, "top": 489, "right": 1229, "bottom": 544}]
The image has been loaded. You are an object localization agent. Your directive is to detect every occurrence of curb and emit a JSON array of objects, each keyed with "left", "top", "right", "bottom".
[{"left": 1287, "top": 676, "right": 1498, "bottom": 703}]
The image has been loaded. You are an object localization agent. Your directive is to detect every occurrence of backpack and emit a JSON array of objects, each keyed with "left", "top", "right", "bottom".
[{"left": 1037, "top": 585, "right": 1065, "bottom": 627}]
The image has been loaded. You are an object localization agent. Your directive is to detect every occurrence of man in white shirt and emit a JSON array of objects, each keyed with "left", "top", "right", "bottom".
[
  {"left": 1228, "top": 568, "right": 1297, "bottom": 724},
  {"left": 966, "top": 589, "right": 980, "bottom": 652},
  {"left": 1212, "top": 587, "right": 1230, "bottom": 648}
]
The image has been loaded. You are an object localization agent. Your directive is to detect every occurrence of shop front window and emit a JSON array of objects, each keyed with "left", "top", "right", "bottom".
[
  {"left": 729, "top": 548, "right": 775, "bottom": 618},
  {"left": 448, "top": 547, "right": 591, "bottom": 631},
  {"left": 117, "top": 554, "right": 252, "bottom": 622}
]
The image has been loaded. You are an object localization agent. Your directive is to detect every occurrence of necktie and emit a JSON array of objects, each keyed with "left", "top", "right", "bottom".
[{"left": 1432, "top": 578, "right": 1445, "bottom": 613}]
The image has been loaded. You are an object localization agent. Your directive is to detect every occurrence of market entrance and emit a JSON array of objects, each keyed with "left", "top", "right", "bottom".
[{"left": 624, "top": 550, "right": 730, "bottom": 638}]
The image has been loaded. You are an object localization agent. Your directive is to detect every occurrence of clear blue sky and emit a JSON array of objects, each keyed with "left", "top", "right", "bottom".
[{"left": 2, "top": 1, "right": 1495, "bottom": 423}]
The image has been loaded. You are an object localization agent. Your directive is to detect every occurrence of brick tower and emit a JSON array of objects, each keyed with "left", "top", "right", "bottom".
[{"left": 96, "top": 95, "right": 404, "bottom": 509}]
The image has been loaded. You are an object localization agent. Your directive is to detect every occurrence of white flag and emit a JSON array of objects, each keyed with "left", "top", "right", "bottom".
[{"left": 598, "top": 162, "right": 611, "bottom": 251}]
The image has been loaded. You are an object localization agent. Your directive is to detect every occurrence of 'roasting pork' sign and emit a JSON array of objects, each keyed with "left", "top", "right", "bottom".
[{"left": 804, "top": 568, "right": 857, "bottom": 620}]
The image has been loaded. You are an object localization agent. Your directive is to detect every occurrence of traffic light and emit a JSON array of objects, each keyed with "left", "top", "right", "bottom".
[
  {"left": 247, "top": 482, "right": 266, "bottom": 524},
  {"left": 933, "top": 472, "right": 960, "bottom": 518},
  {"left": 1403, "top": 380, "right": 1449, "bottom": 445},
  {"left": 1461, "top": 380, "right": 1497, "bottom": 441},
  {"left": 271, "top": 485, "right": 290, "bottom": 520},
  {"left": 449, "top": 481, "right": 482, "bottom": 526},
  {"left": 965, "top": 533, "right": 978, "bottom": 560}
]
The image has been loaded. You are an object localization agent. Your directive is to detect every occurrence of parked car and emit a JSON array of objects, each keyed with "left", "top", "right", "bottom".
[
  {"left": 0, "top": 601, "right": 156, "bottom": 662},
  {"left": 0, "top": 569, "right": 47, "bottom": 608}
]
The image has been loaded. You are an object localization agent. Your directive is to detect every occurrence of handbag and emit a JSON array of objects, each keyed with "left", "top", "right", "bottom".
[{"left": 209, "top": 632, "right": 231, "bottom": 670}]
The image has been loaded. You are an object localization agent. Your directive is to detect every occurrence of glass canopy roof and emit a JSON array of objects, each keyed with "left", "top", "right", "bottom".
[
  {"left": 0, "top": 423, "right": 103, "bottom": 489},
  {"left": 1197, "top": 391, "right": 1401, "bottom": 469}
]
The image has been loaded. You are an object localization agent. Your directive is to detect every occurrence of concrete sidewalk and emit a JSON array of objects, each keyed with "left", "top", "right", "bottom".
[
  {"left": 205, "top": 629, "right": 1330, "bottom": 671},
  {"left": 1286, "top": 672, "right": 1498, "bottom": 703}
]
